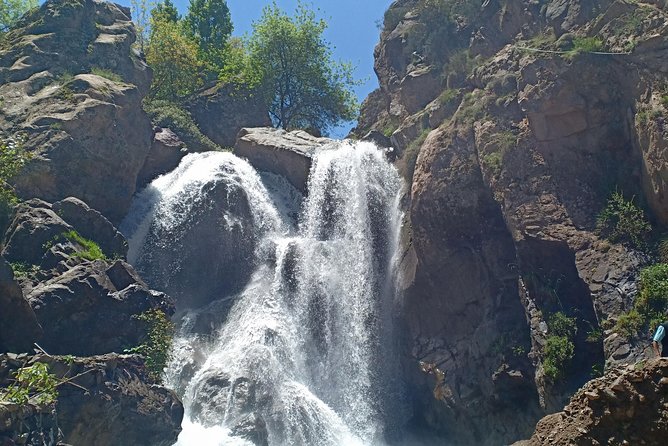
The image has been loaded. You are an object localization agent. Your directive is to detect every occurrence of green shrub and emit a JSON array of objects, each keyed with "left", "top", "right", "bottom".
[
  {"left": 596, "top": 191, "right": 651, "bottom": 249},
  {"left": 438, "top": 88, "right": 459, "bottom": 105},
  {"left": 0, "top": 362, "right": 58, "bottom": 405},
  {"left": 0, "top": 133, "right": 31, "bottom": 233},
  {"left": 90, "top": 66, "right": 123, "bottom": 83},
  {"left": 127, "top": 308, "right": 174, "bottom": 382},
  {"left": 543, "top": 335, "right": 575, "bottom": 381},
  {"left": 62, "top": 230, "right": 107, "bottom": 261},
  {"left": 615, "top": 263, "right": 668, "bottom": 336},
  {"left": 143, "top": 99, "right": 221, "bottom": 152},
  {"left": 565, "top": 37, "right": 605, "bottom": 59},
  {"left": 10, "top": 261, "right": 40, "bottom": 279},
  {"left": 548, "top": 311, "right": 577, "bottom": 338}
]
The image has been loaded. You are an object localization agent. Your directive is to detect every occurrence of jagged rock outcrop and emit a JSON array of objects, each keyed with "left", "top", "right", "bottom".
[
  {"left": 0, "top": 259, "right": 42, "bottom": 354},
  {"left": 2, "top": 199, "right": 173, "bottom": 356},
  {"left": 136, "top": 127, "right": 187, "bottom": 189},
  {"left": 514, "top": 358, "right": 668, "bottom": 446},
  {"left": 0, "top": 0, "right": 153, "bottom": 224},
  {"left": 187, "top": 84, "right": 271, "bottom": 148},
  {"left": 357, "top": 0, "right": 668, "bottom": 444},
  {"left": 235, "top": 127, "right": 333, "bottom": 193},
  {"left": 0, "top": 353, "right": 183, "bottom": 446}
]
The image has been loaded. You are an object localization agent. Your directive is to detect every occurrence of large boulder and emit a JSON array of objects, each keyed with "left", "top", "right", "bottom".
[
  {"left": 27, "top": 260, "right": 173, "bottom": 356},
  {"left": 234, "top": 127, "right": 333, "bottom": 193},
  {"left": 0, "top": 0, "right": 153, "bottom": 224},
  {"left": 2, "top": 199, "right": 173, "bottom": 356},
  {"left": 187, "top": 84, "right": 271, "bottom": 148},
  {"left": 52, "top": 197, "right": 128, "bottom": 259}
]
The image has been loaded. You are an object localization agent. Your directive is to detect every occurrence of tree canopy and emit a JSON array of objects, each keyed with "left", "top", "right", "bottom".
[
  {"left": 184, "top": 0, "right": 232, "bottom": 69},
  {"left": 245, "top": 3, "right": 358, "bottom": 133},
  {"left": 146, "top": 18, "right": 203, "bottom": 100},
  {"left": 152, "top": 0, "right": 180, "bottom": 24},
  {"left": 0, "top": 0, "right": 37, "bottom": 33}
]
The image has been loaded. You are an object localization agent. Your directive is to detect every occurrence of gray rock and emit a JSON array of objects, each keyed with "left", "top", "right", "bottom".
[
  {"left": 234, "top": 127, "right": 333, "bottom": 193},
  {"left": 52, "top": 197, "right": 128, "bottom": 259},
  {"left": 136, "top": 127, "right": 188, "bottom": 189},
  {"left": 0, "top": 257, "right": 42, "bottom": 353},
  {"left": 0, "top": 0, "right": 153, "bottom": 225},
  {"left": 27, "top": 260, "right": 173, "bottom": 356},
  {"left": 187, "top": 83, "right": 271, "bottom": 148}
]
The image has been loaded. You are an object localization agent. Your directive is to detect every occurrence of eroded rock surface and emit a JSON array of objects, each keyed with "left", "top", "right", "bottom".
[
  {"left": 235, "top": 127, "right": 333, "bottom": 193},
  {"left": 356, "top": 0, "right": 668, "bottom": 443},
  {"left": 0, "top": 0, "right": 153, "bottom": 224}
]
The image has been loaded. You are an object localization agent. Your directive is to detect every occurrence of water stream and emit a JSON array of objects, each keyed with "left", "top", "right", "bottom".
[{"left": 121, "top": 141, "right": 406, "bottom": 445}]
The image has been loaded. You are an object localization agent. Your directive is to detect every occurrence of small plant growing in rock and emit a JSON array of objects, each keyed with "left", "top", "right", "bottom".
[
  {"left": 543, "top": 312, "right": 577, "bottom": 382},
  {"left": 62, "top": 230, "right": 107, "bottom": 261},
  {"left": 10, "top": 261, "right": 40, "bottom": 279},
  {"left": 565, "top": 37, "right": 605, "bottom": 59},
  {"left": 90, "top": 66, "right": 123, "bottom": 83},
  {"left": 596, "top": 191, "right": 651, "bottom": 250},
  {"left": 0, "top": 362, "right": 58, "bottom": 405},
  {"left": 615, "top": 263, "right": 668, "bottom": 337},
  {"left": 127, "top": 308, "right": 174, "bottom": 382}
]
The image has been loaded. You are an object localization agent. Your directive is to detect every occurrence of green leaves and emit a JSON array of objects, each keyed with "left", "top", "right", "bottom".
[
  {"left": 0, "top": 362, "right": 58, "bottom": 406},
  {"left": 245, "top": 2, "right": 359, "bottom": 134},
  {"left": 127, "top": 309, "right": 174, "bottom": 382},
  {"left": 596, "top": 191, "right": 651, "bottom": 250},
  {"left": 146, "top": 19, "right": 203, "bottom": 101},
  {"left": 184, "top": 0, "right": 232, "bottom": 70},
  {"left": 0, "top": 0, "right": 37, "bottom": 33}
]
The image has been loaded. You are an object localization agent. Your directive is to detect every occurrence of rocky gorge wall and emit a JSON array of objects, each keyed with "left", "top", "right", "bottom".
[{"left": 353, "top": 0, "right": 668, "bottom": 444}]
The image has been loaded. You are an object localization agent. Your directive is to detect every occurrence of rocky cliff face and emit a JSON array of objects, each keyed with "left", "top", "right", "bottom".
[
  {"left": 0, "top": 0, "right": 153, "bottom": 224},
  {"left": 356, "top": 0, "right": 668, "bottom": 444}
]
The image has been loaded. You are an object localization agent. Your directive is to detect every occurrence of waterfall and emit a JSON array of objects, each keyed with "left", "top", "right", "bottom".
[{"left": 121, "top": 141, "right": 405, "bottom": 446}]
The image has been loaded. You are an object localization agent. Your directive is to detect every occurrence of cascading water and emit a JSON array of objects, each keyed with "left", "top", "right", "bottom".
[{"left": 121, "top": 141, "right": 406, "bottom": 446}]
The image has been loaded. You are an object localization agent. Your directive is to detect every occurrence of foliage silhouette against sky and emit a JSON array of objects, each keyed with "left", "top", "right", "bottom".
[{"left": 120, "top": 0, "right": 393, "bottom": 137}]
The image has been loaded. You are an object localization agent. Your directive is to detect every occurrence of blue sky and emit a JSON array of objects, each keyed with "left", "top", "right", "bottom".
[{"left": 116, "top": 0, "right": 393, "bottom": 137}]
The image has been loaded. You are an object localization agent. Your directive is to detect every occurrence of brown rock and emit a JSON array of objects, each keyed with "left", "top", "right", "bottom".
[
  {"left": 234, "top": 127, "right": 333, "bottom": 193},
  {"left": 0, "top": 0, "right": 153, "bottom": 225}
]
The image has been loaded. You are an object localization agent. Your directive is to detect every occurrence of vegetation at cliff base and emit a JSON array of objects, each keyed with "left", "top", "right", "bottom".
[
  {"left": 59, "top": 230, "right": 107, "bottom": 261},
  {"left": 127, "top": 308, "right": 175, "bottom": 382}
]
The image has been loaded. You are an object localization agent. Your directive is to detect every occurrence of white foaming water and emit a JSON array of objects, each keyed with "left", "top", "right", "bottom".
[{"left": 123, "top": 141, "right": 405, "bottom": 446}]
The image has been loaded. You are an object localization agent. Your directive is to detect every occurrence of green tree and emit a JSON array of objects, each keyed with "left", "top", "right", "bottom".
[
  {"left": 184, "top": 0, "right": 232, "bottom": 69},
  {"left": 246, "top": 2, "right": 358, "bottom": 133},
  {"left": 131, "top": 0, "right": 153, "bottom": 52},
  {"left": 0, "top": 0, "right": 37, "bottom": 33},
  {"left": 152, "top": 0, "right": 179, "bottom": 24},
  {"left": 146, "top": 18, "right": 203, "bottom": 100}
]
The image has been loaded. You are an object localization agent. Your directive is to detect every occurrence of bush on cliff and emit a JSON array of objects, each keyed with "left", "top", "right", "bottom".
[
  {"left": 126, "top": 309, "right": 175, "bottom": 382},
  {"left": 615, "top": 263, "right": 668, "bottom": 337},
  {"left": 596, "top": 191, "right": 651, "bottom": 250},
  {"left": 0, "top": 133, "right": 31, "bottom": 234}
]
